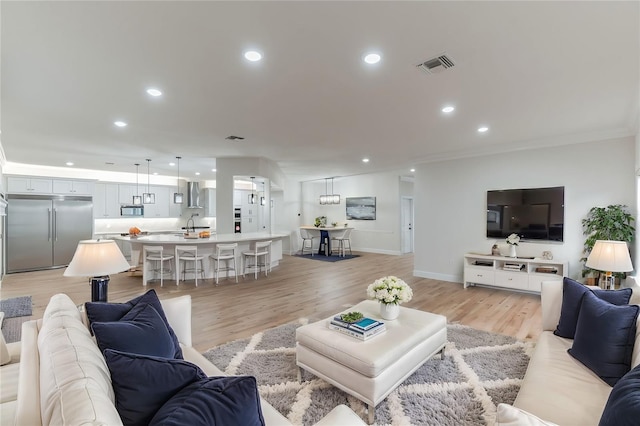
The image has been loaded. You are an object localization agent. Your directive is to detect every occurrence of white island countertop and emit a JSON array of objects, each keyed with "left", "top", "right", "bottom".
[{"left": 114, "top": 232, "right": 288, "bottom": 245}]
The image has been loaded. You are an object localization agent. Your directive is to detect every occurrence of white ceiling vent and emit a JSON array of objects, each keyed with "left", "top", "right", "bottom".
[{"left": 417, "top": 54, "right": 455, "bottom": 74}]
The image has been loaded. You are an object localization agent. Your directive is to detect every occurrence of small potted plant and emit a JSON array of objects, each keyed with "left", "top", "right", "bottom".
[
  {"left": 506, "top": 233, "right": 520, "bottom": 258},
  {"left": 366, "top": 276, "right": 413, "bottom": 320}
]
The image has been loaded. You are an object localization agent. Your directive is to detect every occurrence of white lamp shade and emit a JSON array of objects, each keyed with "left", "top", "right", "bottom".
[
  {"left": 585, "top": 240, "right": 633, "bottom": 273},
  {"left": 64, "top": 240, "right": 131, "bottom": 277}
]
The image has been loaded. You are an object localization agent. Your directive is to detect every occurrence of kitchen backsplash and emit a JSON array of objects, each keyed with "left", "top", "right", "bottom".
[{"left": 94, "top": 217, "right": 216, "bottom": 235}]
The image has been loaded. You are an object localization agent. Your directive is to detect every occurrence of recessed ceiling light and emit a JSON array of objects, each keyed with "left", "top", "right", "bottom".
[
  {"left": 363, "top": 53, "right": 381, "bottom": 64},
  {"left": 442, "top": 106, "right": 455, "bottom": 113},
  {"left": 195, "top": 172, "right": 201, "bottom": 176},
  {"left": 114, "top": 121, "right": 127, "bottom": 127},
  {"left": 169, "top": 162, "right": 175, "bottom": 166},
  {"left": 244, "top": 51, "right": 262, "bottom": 62},
  {"left": 362, "top": 158, "right": 370, "bottom": 163},
  {"left": 66, "top": 162, "right": 74, "bottom": 166},
  {"left": 146, "top": 88, "right": 162, "bottom": 97},
  {"left": 477, "top": 126, "right": 489, "bottom": 133},
  {"left": 153, "top": 172, "right": 158, "bottom": 175},
  {"left": 410, "top": 168, "right": 415, "bottom": 173},
  {"left": 211, "top": 168, "right": 217, "bottom": 172}
]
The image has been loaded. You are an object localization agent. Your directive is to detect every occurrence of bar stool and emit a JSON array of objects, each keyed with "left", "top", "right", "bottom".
[
  {"left": 331, "top": 228, "right": 353, "bottom": 257},
  {"left": 242, "top": 240, "right": 272, "bottom": 279},
  {"left": 300, "top": 228, "right": 315, "bottom": 256},
  {"left": 175, "top": 246, "right": 205, "bottom": 286},
  {"left": 143, "top": 246, "right": 174, "bottom": 287},
  {"left": 209, "top": 243, "right": 238, "bottom": 285}
]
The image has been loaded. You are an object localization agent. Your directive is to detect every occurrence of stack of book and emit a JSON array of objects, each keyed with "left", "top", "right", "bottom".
[
  {"left": 328, "top": 316, "right": 386, "bottom": 341},
  {"left": 503, "top": 262, "right": 525, "bottom": 271},
  {"left": 535, "top": 266, "right": 558, "bottom": 274}
]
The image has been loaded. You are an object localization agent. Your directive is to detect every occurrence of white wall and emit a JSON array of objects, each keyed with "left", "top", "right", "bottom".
[
  {"left": 414, "top": 136, "right": 636, "bottom": 282},
  {"left": 300, "top": 171, "right": 405, "bottom": 254}
]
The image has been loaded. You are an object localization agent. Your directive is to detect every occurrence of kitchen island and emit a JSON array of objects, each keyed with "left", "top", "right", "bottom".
[{"left": 114, "top": 232, "right": 289, "bottom": 281}]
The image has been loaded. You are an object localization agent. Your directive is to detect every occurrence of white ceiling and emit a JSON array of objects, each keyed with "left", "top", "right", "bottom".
[{"left": 2, "top": 1, "right": 638, "bottom": 182}]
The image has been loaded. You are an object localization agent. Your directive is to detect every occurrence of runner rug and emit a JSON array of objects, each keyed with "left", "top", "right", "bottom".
[
  {"left": 202, "top": 319, "right": 534, "bottom": 425},
  {"left": 0, "top": 295, "right": 33, "bottom": 343}
]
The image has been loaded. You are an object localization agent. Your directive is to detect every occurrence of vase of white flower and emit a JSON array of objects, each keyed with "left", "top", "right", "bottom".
[
  {"left": 506, "top": 233, "right": 520, "bottom": 258},
  {"left": 366, "top": 276, "right": 413, "bottom": 321}
]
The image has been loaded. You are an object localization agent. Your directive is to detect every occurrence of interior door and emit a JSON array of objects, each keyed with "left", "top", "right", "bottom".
[{"left": 401, "top": 197, "right": 414, "bottom": 254}]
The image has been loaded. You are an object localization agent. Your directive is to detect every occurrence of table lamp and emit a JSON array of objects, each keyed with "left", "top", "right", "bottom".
[
  {"left": 585, "top": 240, "right": 633, "bottom": 290},
  {"left": 64, "top": 239, "right": 131, "bottom": 302}
]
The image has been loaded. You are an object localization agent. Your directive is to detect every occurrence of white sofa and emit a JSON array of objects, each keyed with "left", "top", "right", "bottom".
[
  {"left": 0, "top": 293, "right": 365, "bottom": 426},
  {"left": 498, "top": 279, "right": 640, "bottom": 425}
]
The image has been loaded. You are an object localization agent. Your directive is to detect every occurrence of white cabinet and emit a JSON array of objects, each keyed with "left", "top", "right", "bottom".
[
  {"left": 241, "top": 216, "right": 258, "bottom": 233},
  {"left": 118, "top": 184, "right": 140, "bottom": 205},
  {"left": 7, "top": 176, "right": 53, "bottom": 194},
  {"left": 203, "top": 189, "right": 216, "bottom": 217},
  {"left": 93, "top": 183, "right": 120, "bottom": 218},
  {"left": 53, "top": 179, "right": 94, "bottom": 195},
  {"left": 463, "top": 253, "right": 567, "bottom": 293},
  {"left": 144, "top": 186, "right": 170, "bottom": 218}
]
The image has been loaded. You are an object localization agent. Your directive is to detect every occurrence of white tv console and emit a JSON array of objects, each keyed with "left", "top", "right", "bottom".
[{"left": 463, "top": 253, "right": 568, "bottom": 293}]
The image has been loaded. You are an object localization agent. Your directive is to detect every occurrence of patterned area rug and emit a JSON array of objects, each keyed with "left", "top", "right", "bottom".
[
  {"left": 202, "top": 320, "right": 534, "bottom": 425},
  {"left": 0, "top": 296, "right": 33, "bottom": 343}
]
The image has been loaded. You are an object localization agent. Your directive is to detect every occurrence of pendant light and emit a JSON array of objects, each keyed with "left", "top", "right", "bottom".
[
  {"left": 132, "top": 163, "right": 142, "bottom": 205},
  {"left": 143, "top": 159, "right": 155, "bottom": 204},
  {"left": 260, "top": 181, "right": 266, "bottom": 206},
  {"left": 319, "top": 178, "right": 329, "bottom": 205},
  {"left": 330, "top": 177, "right": 340, "bottom": 204},
  {"left": 248, "top": 177, "right": 257, "bottom": 204},
  {"left": 173, "top": 156, "right": 183, "bottom": 204}
]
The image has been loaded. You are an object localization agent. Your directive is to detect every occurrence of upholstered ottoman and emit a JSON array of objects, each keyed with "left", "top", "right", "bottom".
[{"left": 296, "top": 300, "right": 447, "bottom": 424}]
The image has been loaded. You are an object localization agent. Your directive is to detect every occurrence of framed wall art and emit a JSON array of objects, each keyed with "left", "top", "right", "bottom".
[{"left": 346, "top": 196, "right": 376, "bottom": 220}]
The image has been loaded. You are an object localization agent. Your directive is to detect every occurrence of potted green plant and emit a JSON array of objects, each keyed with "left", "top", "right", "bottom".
[{"left": 581, "top": 204, "right": 635, "bottom": 283}]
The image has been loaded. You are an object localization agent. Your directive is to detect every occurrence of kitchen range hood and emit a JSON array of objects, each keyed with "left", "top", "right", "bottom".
[{"left": 187, "top": 182, "right": 202, "bottom": 208}]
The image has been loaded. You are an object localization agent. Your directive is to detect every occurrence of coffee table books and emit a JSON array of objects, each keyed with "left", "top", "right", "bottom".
[{"left": 328, "top": 316, "right": 386, "bottom": 341}]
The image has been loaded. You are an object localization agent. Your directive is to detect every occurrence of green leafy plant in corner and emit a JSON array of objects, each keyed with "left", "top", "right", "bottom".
[{"left": 581, "top": 204, "right": 635, "bottom": 278}]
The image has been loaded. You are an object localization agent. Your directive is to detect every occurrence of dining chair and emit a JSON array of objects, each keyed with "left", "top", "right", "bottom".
[
  {"left": 331, "top": 228, "right": 353, "bottom": 257},
  {"left": 143, "top": 246, "right": 174, "bottom": 287},
  {"left": 242, "top": 240, "right": 272, "bottom": 279},
  {"left": 210, "top": 243, "right": 238, "bottom": 284},
  {"left": 300, "top": 228, "right": 315, "bottom": 256},
  {"left": 175, "top": 245, "right": 205, "bottom": 286}
]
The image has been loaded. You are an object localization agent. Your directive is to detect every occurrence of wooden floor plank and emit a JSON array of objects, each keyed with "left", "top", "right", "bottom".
[{"left": 0, "top": 253, "right": 542, "bottom": 352}]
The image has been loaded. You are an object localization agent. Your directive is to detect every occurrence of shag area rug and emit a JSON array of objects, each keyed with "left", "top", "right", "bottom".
[
  {"left": 0, "top": 296, "right": 33, "bottom": 343},
  {"left": 202, "top": 319, "right": 535, "bottom": 425},
  {"left": 294, "top": 254, "right": 360, "bottom": 262}
]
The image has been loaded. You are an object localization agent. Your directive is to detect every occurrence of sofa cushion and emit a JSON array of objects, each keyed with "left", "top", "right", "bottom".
[
  {"left": 496, "top": 403, "right": 558, "bottom": 426},
  {"left": 104, "top": 349, "right": 207, "bottom": 426},
  {"left": 92, "top": 303, "right": 176, "bottom": 358},
  {"left": 38, "top": 294, "right": 122, "bottom": 425},
  {"left": 599, "top": 364, "right": 640, "bottom": 425},
  {"left": 85, "top": 289, "right": 182, "bottom": 358},
  {"left": 569, "top": 291, "right": 639, "bottom": 386},
  {"left": 149, "top": 376, "right": 265, "bottom": 426},
  {"left": 555, "top": 277, "right": 632, "bottom": 339}
]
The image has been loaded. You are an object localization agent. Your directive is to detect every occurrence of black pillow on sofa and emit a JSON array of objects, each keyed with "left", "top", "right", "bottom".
[
  {"left": 149, "top": 376, "right": 266, "bottom": 426},
  {"left": 85, "top": 289, "right": 183, "bottom": 358},
  {"left": 568, "top": 291, "right": 639, "bottom": 386},
  {"left": 599, "top": 364, "right": 640, "bottom": 425},
  {"left": 555, "top": 277, "right": 632, "bottom": 339},
  {"left": 92, "top": 303, "right": 176, "bottom": 359},
  {"left": 104, "top": 349, "right": 207, "bottom": 426}
]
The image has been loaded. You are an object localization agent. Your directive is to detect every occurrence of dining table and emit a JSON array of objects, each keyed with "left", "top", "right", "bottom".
[{"left": 299, "top": 226, "right": 353, "bottom": 256}]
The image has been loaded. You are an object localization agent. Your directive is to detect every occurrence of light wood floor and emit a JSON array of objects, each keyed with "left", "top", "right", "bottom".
[{"left": 0, "top": 253, "right": 542, "bottom": 352}]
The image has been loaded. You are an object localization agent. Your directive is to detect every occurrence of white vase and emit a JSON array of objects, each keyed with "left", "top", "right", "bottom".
[
  {"left": 380, "top": 303, "right": 400, "bottom": 321},
  {"left": 509, "top": 244, "right": 517, "bottom": 258}
]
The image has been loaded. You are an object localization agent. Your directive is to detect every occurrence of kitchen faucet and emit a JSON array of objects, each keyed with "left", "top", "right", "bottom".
[{"left": 186, "top": 213, "right": 199, "bottom": 233}]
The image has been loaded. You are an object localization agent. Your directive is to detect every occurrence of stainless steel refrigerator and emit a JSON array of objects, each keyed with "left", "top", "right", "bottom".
[{"left": 7, "top": 194, "right": 93, "bottom": 273}]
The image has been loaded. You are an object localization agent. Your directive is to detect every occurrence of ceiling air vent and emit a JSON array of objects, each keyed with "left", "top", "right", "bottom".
[
  {"left": 225, "top": 135, "right": 245, "bottom": 140},
  {"left": 417, "top": 54, "right": 455, "bottom": 74}
]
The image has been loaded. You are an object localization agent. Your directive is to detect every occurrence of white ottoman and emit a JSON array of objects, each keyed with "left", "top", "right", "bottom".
[{"left": 296, "top": 300, "right": 447, "bottom": 424}]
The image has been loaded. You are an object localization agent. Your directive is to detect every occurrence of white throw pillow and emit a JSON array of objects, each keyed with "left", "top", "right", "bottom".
[
  {"left": 496, "top": 404, "right": 558, "bottom": 426},
  {"left": 0, "top": 312, "right": 10, "bottom": 366}
]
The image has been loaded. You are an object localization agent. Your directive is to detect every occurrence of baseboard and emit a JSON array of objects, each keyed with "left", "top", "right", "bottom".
[{"left": 413, "top": 270, "right": 461, "bottom": 283}]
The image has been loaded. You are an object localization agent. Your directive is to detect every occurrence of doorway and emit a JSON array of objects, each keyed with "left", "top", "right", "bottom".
[{"left": 401, "top": 196, "right": 414, "bottom": 254}]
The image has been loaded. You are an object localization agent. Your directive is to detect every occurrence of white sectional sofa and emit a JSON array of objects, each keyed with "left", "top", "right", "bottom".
[
  {"left": 497, "top": 279, "right": 640, "bottom": 425},
  {"left": 0, "top": 293, "right": 365, "bottom": 426}
]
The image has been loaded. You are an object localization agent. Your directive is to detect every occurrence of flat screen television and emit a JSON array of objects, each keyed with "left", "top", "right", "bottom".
[{"left": 487, "top": 186, "right": 564, "bottom": 242}]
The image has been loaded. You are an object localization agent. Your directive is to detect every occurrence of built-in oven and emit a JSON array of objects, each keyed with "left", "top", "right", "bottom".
[
  {"left": 234, "top": 207, "right": 241, "bottom": 233},
  {"left": 120, "top": 205, "right": 144, "bottom": 217}
]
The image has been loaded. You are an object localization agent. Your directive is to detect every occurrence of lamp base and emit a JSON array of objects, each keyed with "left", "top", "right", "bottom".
[{"left": 91, "top": 275, "right": 110, "bottom": 302}]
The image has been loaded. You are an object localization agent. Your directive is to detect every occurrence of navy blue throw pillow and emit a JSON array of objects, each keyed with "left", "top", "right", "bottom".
[
  {"left": 85, "top": 289, "right": 183, "bottom": 358},
  {"left": 599, "top": 364, "right": 640, "bottom": 425},
  {"left": 555, "top": 277, "right": 632, "bottom": 339},
  {"left": 104, "top": 349, "right": 207, "bottom": 426},
  {"left": 92, "top": 303, "right": 176, "bottom": 358},
  {"left": 568, "top": 291, "right": 639, "bottom": 386},
  {"left": 149, "top": 376, "right": 266, "bottom": 426}
]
